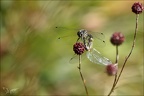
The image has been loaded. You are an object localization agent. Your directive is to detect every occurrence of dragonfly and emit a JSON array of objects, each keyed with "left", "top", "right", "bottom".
[{"left": 56, "top": 27, "right": 112, "bottom": 65}]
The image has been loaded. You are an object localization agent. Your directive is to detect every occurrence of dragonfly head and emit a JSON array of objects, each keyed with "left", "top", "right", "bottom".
[{"left": 77, "top": 29, "right": 88, "bottom": 39}]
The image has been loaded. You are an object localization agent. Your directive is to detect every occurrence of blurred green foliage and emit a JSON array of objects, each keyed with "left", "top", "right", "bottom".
[{"left": 0, "top": 0, "right": 143, "bottom": 95}]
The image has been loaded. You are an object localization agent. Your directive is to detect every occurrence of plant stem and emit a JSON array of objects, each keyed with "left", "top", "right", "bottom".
[
  {"left": 115, "top": 46, "right": 119, "bottom": 64},
  {"left": 114, "top": 14, "right": 139, "bottom": 87},
  {"left": 108, "top": 45, "right": 119, "bottom": 96},
  {"left": 77, "top": 55, "right": 89, "bottom": 96},
  {"left": 108, "top": 14, "right": 139, "bottom": 96}
]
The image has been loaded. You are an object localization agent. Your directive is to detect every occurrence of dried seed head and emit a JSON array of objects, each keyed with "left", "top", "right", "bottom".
[
  {"left": 73, "top": 42, "right": 85, "bottom": 55},
  {"left": 132, "top": 2, "right": 143, "bottom": 14},
  {"left": 110, "top": 32, "right": 125, "bottom": 46},
  {"left": 106, "top": 64, "right": 118, "bottom": 76}
]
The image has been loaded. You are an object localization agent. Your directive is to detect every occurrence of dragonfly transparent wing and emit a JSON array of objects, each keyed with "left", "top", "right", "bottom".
[
  {"left": 69, "top": 54, "right": 78, "bottom": 64},
  {"left": 86, "top": 48, "right": 112, "bottom": 65},
  {"left": 87, "top": 31, "right": 106, "bottom": 47},
  {"left": 54, "top": 26, "right": 79, "bottom": 44},
  {"left": 69, "top": 54, "right": 86, "bottom": 64}
]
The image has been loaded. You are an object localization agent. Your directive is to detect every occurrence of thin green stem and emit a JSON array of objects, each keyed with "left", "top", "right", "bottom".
[{"left": 77, "top": 55, "right": 89, "bottom": 96}]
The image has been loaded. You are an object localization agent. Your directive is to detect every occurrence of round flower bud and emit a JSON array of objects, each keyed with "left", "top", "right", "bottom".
[
  {"left": 106, "top": 64, "right": 118, "bottom": 76},
  {"left": 132, "top": 2, "right": 143, "bottom": 14},
  {"left": 110, "top": 32, "right": 125, "bottom": 46},
  {"left": 73, "top": 42, "right": 85, "bottom": 55}
]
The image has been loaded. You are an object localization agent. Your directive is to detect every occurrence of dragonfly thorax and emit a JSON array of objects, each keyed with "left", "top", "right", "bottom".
[
  {"left": 83, "top": 34, "right": 94, "bottom": 51},
  {"left": 87, "top": 34, "right": 93, "bottom": 42},
  {"left": 84, "top": 41, "right": 93, "bottom": 51}
]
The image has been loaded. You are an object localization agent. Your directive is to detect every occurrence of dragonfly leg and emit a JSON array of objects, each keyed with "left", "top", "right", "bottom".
[{"left": 76, "top": 37, "right": 80, "bottom": 42}]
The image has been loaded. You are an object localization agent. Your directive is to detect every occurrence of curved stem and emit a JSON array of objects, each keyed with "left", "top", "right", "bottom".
[
  {"left": 114, "top": 14, "right": 139, "bottom": 87},
  {"left": 108, "top": 14, "right": 139, "bottom": 96},
  {"left": 77, "top": 55, "right": 89, "bottom": 96}
]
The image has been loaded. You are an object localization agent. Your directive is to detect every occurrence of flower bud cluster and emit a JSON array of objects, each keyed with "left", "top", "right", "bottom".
[
  {"left": 132, "top": 2, "right": 143, "bottom": 14},
  {"left": 110, "top": 32, "right": 125, "bottom": 46},
  {"left": 73, "top": 42, "right": 85, "bottom": 55},
  {"left": 106, "top": 64, "right": 118, "bottom": 76}
]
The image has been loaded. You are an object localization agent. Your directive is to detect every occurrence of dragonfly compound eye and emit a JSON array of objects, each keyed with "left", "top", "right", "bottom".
[
  {"left": 77, "top": 29, "right": 88, "bottom": 38},
  {"left": 77, "top": 31, "right": 82, "bottom": 38}
]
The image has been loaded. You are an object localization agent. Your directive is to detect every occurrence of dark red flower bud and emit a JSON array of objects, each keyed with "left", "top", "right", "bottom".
[
  {"left": 106, "top": 64, "right": 118, "bottom": 76},
  {"left": 110, "top": 32, "right": 125, "bottom": 46},
  {"left": 73, "top": 42, "right": 85, "bottom": 55},
  {"left": 132, "top": 2, "right": 143, "bottom": 14}
]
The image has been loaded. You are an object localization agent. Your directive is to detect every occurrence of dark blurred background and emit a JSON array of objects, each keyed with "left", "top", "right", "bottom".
[{"left": 0, "top": 0, "right": 143, "bottom": 95}]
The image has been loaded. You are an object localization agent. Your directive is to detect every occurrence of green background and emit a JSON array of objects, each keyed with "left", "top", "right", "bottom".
[{"left": 0, "top": 0, "right": 143, "bottom": 95}]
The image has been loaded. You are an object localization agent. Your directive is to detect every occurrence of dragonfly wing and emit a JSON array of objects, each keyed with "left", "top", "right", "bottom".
[
  {"left": 69, "top": 54, "right": 86, "bottom": 64},
  {"left": 86, "top": 48, "right": 112, "bottom": 65},
  {"left": 54, "top": 27, "right": 79, "bottom": 45},
  {"left": 88, "top": 31, "right": 105, "bottom": 47},
  {"left": 69, "top": 54, "right": 79, "bottom": 64}
]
